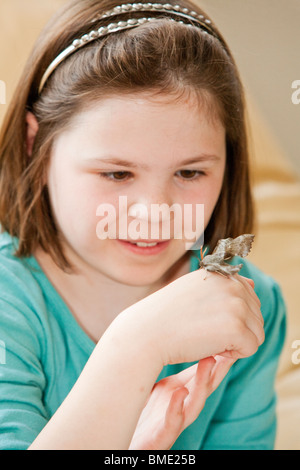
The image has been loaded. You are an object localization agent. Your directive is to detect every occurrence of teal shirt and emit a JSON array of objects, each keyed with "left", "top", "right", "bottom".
[{"left": 0, "top": 231, "right": 286, "bottom": 450}]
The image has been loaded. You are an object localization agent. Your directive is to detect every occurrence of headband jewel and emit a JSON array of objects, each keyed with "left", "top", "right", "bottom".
[{"left": 38, "top": 2, "right": 216, "bottom": 94}]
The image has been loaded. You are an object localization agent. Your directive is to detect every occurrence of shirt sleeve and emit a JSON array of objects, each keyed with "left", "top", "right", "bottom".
[
  {"left": 201, "top": 278, "right": 287, "bottom": 450},
  {"left": 0, "top": 294, "right": 49, "bottom": 450}
]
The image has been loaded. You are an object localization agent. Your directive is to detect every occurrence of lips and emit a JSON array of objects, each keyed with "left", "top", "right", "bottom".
[
  {"left": 117, "top": 239, "right": 171, "bottom": 255},
  {"left": 125, "top": 239, "right": 169, "bottom": 243},
  {"left": 121, "top": 239, "right": 170, "bottom": 247}
]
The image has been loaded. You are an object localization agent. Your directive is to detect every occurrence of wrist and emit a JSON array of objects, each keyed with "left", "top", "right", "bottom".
[{"left": 103, "top": 301, "right": 164, "bottom": 374}]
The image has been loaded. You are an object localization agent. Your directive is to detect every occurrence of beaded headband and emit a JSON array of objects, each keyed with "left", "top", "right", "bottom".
[{"left": 38, "top": 2, "right": 217, "bottom": 94}]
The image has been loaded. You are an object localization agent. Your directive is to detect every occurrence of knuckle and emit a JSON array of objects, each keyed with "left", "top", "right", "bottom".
[
  {"left": 243, "top": 334, "right": 260, "bottom": 357},
  {"left": 228, "top": 281, "right": 243, "bottom": 297},
  {"left": 229, "top": 316, "right": 248, "bottom": 337},
  {"left": 250, "top": 342, "right": 259, "bottom": 356},
  {"left": 228, "top": 296, "right": 248, "bottom": 314}
]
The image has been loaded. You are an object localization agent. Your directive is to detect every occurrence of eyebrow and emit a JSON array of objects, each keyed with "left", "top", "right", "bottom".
[{"left": 87, "top": 154, "right": 221, "bottom": 170}]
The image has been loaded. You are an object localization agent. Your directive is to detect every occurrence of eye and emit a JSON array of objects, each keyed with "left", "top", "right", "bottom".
[
  {"left": 99, "top": 171, "right": 131, "bottom": 182},
  {"left": 176, "top": 170, "right": 206, "bottom": 181}
]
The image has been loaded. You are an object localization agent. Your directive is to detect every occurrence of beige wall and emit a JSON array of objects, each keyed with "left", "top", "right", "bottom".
[
  {"left": 0, "top": 0, "right": 299, "bottom": 175},
  {"left": 200, "top": 0, "right": 300, "bottom": 175}
]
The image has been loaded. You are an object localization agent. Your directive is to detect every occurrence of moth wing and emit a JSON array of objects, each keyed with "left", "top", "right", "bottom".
[
  {"left": 211, "top": 238, "right": 234, "bottom": 259},
  {"left": 212, "top": 234, "right": 255, "bottom": 259},
  {"left": 226, "top": 234, "right": 255, "bottom": 258},
  {"left": 200, "top": 252, "right": 224, "bottom": 268}
]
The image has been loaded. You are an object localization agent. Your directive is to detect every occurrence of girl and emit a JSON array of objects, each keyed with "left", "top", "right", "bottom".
[{"left": 0, "top": 0, "right": 285, "bottom": 450}]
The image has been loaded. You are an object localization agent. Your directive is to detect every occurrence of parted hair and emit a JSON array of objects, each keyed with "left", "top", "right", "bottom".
[{"left": 0, "top": 0, "right": 254, "bottom": 271}]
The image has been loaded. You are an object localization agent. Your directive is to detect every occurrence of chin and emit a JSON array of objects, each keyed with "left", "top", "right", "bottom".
[
  {"left": 107, "top": 254, "right": 189, "bottom": 288},
  {"left": 112, "top": 266, "right": 167, "bottom": 287}
]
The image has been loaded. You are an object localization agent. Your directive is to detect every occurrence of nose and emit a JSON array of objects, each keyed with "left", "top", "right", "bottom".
[
  {"left": 126, "top": 183, "right": 178, "bottom": 240},
  {"left": 128, "top": 184, "right": 175, "bottom": 223},
  {"left": 128, "top": 201, "right": 176, "bottom": 224}
]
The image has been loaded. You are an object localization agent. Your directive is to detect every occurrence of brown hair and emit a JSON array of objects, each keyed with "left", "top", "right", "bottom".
[{"left": 0, "top": 0, "right": 254, "bottom": 272}]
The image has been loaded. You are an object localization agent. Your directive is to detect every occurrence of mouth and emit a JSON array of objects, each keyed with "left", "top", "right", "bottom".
[{"left": 117, "top": 239, "right": 171, "bottom": 255}]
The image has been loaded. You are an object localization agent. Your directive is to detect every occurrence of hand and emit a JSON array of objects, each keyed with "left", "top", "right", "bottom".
[
  {"left": 120, "top": 269, "right": 264, "bottom": 368},
  {"left": 129, "top": 355, "right": 236, "bottom": 450}
]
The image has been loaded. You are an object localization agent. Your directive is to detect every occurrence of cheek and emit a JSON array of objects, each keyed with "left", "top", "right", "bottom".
[
  {"left": 51, "top": 177, "right": 124, "bottom": 251},
  {"left": 47, "top": 165, "right": 99, "bottom": 238},
  {"left": 182, "top": 175, "right": 224, "bottom": 228}
]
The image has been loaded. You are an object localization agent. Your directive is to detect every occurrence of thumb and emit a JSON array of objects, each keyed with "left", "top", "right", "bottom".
[{"left": 240, "top": 276, "right": 255, "bottom": 289}]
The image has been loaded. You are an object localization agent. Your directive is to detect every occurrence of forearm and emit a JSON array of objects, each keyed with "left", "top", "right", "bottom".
[{"left": 29, "top": 307, "right": 162, "bottom": 450}]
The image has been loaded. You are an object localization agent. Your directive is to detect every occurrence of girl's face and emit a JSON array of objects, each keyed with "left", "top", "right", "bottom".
[{"left": 46, "top": 92, "right": 226, "bottom": 286}]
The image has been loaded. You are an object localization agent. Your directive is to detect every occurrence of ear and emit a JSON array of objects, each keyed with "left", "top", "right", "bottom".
[{"left": 26, "top": 111, "right": 39, "bottom": 156}]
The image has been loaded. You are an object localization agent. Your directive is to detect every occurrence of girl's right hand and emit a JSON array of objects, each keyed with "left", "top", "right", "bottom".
[
  {"left": 129, "top": 355, "right": 236, "bottom": 450},
  {"left": 119, "top": 268, "right": 264, "bottom": 368}
]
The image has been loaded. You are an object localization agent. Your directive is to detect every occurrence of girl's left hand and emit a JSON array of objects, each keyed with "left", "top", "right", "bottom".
[{"left": 129, "top": 355, "right": 236, "bottom": 450}]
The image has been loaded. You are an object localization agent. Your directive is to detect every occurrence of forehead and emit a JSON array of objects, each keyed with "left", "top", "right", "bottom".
[
  {"left": 53, "top": 90, "right": 226, "bottom": 162},
  {"left": 72, "top": 89, "right": 222, "bottom": 125}
]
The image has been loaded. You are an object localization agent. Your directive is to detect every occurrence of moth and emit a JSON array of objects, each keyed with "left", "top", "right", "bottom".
[{"left": 197, "top": 234, "right": 255, "bottom": 277}]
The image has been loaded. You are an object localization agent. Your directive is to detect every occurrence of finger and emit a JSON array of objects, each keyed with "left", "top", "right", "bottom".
[
  {"left": 234, "top": 275, "right": 261, "bottom": 309},
  {"left": 247, "top": 302, "right": 264, "bottom": 330},
  {"left": 240, "top": 276, "right": 255, "bottom": 289},
  {"left": 245, "top": 313, "right": 265, "bottom": 347},
  {"left": 210, "top": 355, "right": 236, "bottom": 391},
  {"left": 236, "top": 325, "right": 264, "bottom": 358},
  {"left": 182, "top": 358, "right": 216, "bottom": 427},
  {"left": 161, "top": 358, "right": 215, "bottom": 390},
  {"left": 236, "top": 292, "right": 264, "bottom": 340},
  {"left": 218, "top": 315, "right": 264, "bottom": 359},
  {"left": 162, "top": 387, "right": 189, "bottom": 447},
  {"left": 193, "top": 356, "right": 216, "bottom": 387},
  {"left": 245, "top": 278, "right": 255, "bottom": 289},
  {"left": 165, "top": 387, "right": 189, "bottom": 421},
  {"left": 230, "top": 275, "right": 264, "bottom": 328},
  {"left": 238, "top": 292, "right": 265, "bottom": 346},
  {"left": 144, "top": 387, "right": 189, "bottom": 451},
  {"left": 231, "top": 273, "right": 259, "bottom": 300},
  {"left": 161, "top": 362, "right": 198, "bottom": 389}
]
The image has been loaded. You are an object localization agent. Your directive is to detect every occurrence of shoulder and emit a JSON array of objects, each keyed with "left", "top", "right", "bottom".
[
  {"left": 0, "top": 231, "right": 48, "bottom": 356},
  {"left": 0, "top": 231, "right": 45, "bottom": 307}
]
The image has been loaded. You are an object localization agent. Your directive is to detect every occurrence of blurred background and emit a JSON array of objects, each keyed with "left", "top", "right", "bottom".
[
  {"left": 202, "top": 0, "right": 300, "bottom": 176},
  {"left": 0, "top": 0, "right": 299, "bottom": 450}
]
